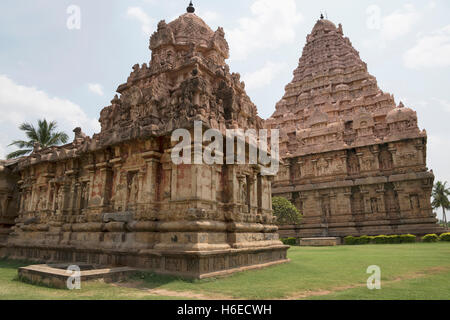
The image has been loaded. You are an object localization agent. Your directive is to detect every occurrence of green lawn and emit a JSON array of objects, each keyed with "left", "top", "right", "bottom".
[
  {"left": 0, "top": 259, "right": 185, "bottom": 300},
  {"left": 1, "top": 242, "right": 449, "bottom": 300}
]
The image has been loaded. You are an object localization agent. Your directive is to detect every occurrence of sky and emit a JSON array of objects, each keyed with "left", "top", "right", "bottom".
[{"left": 0, "top": 0, "right": 449, "bottom": 218}]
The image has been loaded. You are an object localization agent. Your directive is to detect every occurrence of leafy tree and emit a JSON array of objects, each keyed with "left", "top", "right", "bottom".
[
  {"left": 432, "top": 181, "right": 450, "bottom": 231},
  {"left": 272, "top": 196, "right": 302, "bottom": 225},
  {"left": 7, "top": 119, "right": 69, "bottom": 159}
]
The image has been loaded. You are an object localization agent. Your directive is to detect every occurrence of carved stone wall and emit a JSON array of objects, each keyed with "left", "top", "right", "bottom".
[
  {"left": 0, "top": 161, "right": 19, "bottom": 242},
  {"left": 267, "top": 18, "right": 443, "bottom": 238}
]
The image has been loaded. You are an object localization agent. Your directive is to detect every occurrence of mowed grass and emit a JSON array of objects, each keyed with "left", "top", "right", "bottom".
[
  {"left": 0, "top": 259, "right": 187, "bottom": 300},
  {"left": 0, "top": 242, "right": 449, "bottom": 300}
]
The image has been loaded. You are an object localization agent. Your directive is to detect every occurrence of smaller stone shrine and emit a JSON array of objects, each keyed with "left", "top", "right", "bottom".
[{"left": 0, "top": 3, "right": 289, "bottom": 279}]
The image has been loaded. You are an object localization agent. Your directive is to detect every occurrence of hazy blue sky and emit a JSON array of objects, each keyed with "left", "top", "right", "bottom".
[{"left": 1, "top": 0, "right": 449, "bottom": 218}]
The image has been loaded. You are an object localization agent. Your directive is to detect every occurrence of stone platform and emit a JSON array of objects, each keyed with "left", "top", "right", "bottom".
[
  {"left": 299, "top": 237, "right": 340, "bottom": 246},
  {"left": 4, "top": 244, "right": 289, "bottom": 279},
  {"left": 18, "top": 263, "right": 137, "bottom": 289}
]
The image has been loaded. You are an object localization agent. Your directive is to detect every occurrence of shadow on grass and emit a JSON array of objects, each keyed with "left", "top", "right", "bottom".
[
  {"left": 0, "top": 258, "right": 34, "bottom": 269},
  {"left": 129, "top": 271, "right": 217, "bottom": 290},
  {"left": 0, "top": 257, "right": 207, "bottom": 292}
]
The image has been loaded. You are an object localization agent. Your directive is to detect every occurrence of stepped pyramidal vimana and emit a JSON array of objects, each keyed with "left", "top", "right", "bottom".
[
  {"left": 266, "top": 16, "right": 442, "bottom": 238},
  {"left": 0, "top": 5, "right": 443, "bottom": 276}
]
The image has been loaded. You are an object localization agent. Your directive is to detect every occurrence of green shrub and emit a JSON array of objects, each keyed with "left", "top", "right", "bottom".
[
  {"left": 373, "top": 235, "right": 388, "bottom": 244},
  {"left": 281, "top": 237, "right": 297, "bottom": 246},
  {"left": 439, "top": 232, "right": 450, "bottom": 241},
  {"left": 272, "top": 197, "right": 302, "bottom": 225},
  {"left": 357, "top": 235, "right": 373, "bottom": 245},
  {"left": 400, "top": 234, "right": 416, "bottom": 243},
  {"left": 353, "top": 234, "right": 416, "bottom": 244},
  {"left": 422, "top": 234, "right": 439, "bottom": 242},
  {"left": 344, "top": 235, "right": 373, "bottom": 245},
  {"left": 390, "top": 235, "right": 402, "bottom": 244},
  {"left": 344, "top": 236, "right": 356, "bottom": 245}
]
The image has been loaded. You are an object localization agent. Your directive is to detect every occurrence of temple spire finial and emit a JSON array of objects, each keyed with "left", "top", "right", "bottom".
[
  {"left": 320, "top": 13, "right": 324, "bottom": 20},
  {"left": 187, "top": 1, "right": 195, "bottom": 13}
]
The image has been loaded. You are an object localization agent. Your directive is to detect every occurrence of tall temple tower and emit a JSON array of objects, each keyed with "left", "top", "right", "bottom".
[
  {"left": 266, "top": 17, "right": 443, "bottom": 238},
  {"left": 0, "top": 4, "right": 289, "bottom": 278}
]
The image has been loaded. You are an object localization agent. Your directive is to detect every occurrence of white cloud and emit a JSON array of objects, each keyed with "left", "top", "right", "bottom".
[
  {"left": 226, "top": 0, "right": 303, "bottom": 60},
  {"left": 428, "top": 133, "right": 450, "bottom": 221},
  {"left": 428, "top": 1, "right": 437, "bottom": 10},
  {"left": 200, "top": 10, "right": 219, "bottom": 24},
  {"left": 242, "top": 61, "right": 286, "bottom": 90},
  {"left": 127, "top": 6, "right": 154, "bottom": 35},
  {"left": 428, "top": 134, "right": 450, "bottom": 188},
  {"left": 88, "top": 83, "right": 104, "bottom": 96},
  {"left": 432, "top": 97, "right": 450, "bottom": 112},
  {"left": 0, "top": 75, "right": 100, "bottom": 158},
  {"left": 381, "top": 4, "right": 421, "bottom": 41},
  {"left": 404, "top": 25, "right": 450, "bottom": 69},
  {"left": 363, "top": 4, "right": 421, "bottom": 49}
]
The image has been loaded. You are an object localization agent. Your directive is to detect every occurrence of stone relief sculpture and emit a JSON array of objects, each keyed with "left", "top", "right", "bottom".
[
  {"left": 370, "top": 198, "right": 379, "bottom": 214},
  {"left": 127, "top": 172, "right": 139, "bottom": 207},
  {"left": 379, "top": 146, "right": 393, "bottom": 171},
  {"left": 347, "top": 150, "right": 360, "bottom": 175},
  {"left": 384, "top": 183, "right": 400, "bottom": 216}
]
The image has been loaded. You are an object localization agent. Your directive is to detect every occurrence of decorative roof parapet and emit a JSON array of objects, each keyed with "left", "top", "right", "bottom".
[{"left": 11, "top": 8, "right": 262, "bottom": 170}]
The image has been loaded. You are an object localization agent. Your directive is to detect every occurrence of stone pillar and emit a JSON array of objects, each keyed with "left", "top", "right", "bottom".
[{"left": 141, "top": 151, "right": 162, "bottom": 204}]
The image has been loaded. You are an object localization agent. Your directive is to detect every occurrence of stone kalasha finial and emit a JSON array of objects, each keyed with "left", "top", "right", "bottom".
[
  {"left": 73, "top": 127, "right": 87, "bottom": 140},
  {"left": 320, "top": 13, "right": 324, "bottom": 19},
  {"left": 187, "top": 1, "right": 195, "bottom": 13}
]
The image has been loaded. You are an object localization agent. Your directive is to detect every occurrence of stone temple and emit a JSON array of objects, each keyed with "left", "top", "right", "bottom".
[
  {"left": 266, "top": 17, "right": 443, "bottom": 238},
  {"left": 0, "top": 5, "right": 289, "bottom": 278},
  {"left": 0, "top": 6, "right": 444, "bottom": 277}
]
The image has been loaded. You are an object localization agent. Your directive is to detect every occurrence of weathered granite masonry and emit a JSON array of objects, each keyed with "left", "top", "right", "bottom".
[
  {"left": 0, "top": 161, "right": 19, "bottom": 242},
  {"left": 266, "top": 18, "right": 443, "bottom": 238},
  {"left": 0, "top": 7, "right": 288, "bottom": 278}
]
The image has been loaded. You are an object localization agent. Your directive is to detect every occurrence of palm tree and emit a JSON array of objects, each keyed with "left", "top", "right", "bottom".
[
  {"left": 432, "top": 181, "right": 450, "bottom": 230},
  {"left": 6, "top": 119, "right": 69, "bottom": 159}
]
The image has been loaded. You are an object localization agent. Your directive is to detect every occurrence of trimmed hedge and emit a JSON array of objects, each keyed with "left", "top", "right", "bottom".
[
  {"left": 281, "top": 237, "right": 297, "bottom": 246},
  {"left": 399, "top": 234, "right": 416, "bottom": 243},
  {"left": 344, "top": 234, "right": 416, "bottom": 245},
  {"left": 344, "top": 236, "right": 356, "bottom": 245},
  {"left": 344, "top": 235, "right": 374, "bottom": 245},
  {"left": 439, "top": 232, "right": 450, "bottom": 241},
  {"left": 422, "top": 234, "right": 439, "bottom": 242}
]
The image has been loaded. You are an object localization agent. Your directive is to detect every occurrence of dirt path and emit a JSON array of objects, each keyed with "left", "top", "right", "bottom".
[
  {"left": 113, "top": 266, "right": 450, "bottom": 300},
  {"left": 111, "top": 281, "right": 235, "bottom": 300},
  {"left": 286, "top": 266, "right": 450, "bottom": 300}
]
